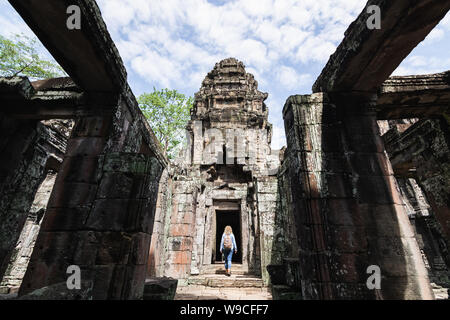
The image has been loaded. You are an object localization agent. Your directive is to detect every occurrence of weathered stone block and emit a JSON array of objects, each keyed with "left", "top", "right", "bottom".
[
  {"left": 325, "top": 199, "right": 364, "bottom": 226},
  {"left": 103, "top": 153, "right": 162, "bottom": 178},
  {"left": 71, "top": 116, "right": 112, "bottom": 138},
  {"left": 328, "top": 253, "right": 369, "bottom": 283},
  {"left": 168, "top": 237, "right": 193, "bottom": 251},
  {"left": 97, "top": 172, "right": 134, "bottom": 199},
  {"left": 87, "top": 199, "right": 129, "bottom": 231},
  {"left": 345, "top": 132, "right": 385, "bottom": 153},
  {"left": 165, "top": 263, "right": 189, "bottom": 279},
  {"left": 327, "top": 226, "right": 368, "bottom": 253},
  {"left": 323, "top": 173, "right": 353, "bottom": 198},
  {"left": 168, "top": 251, "right": 191, "bottom": 265},
  {"left": 366, "top": 204, "right": 415, "bottom": 238},
  {"left": 256, "top": 181, "right": 278, "bottom": 193},
  {"left": 169, "top": 224, "right": 192, "bottom": 237},
  {"left": 18, "top": 281, "right": 93, "bottom": 300},
  {"left": 108, "top": 264, "right": 147, "bottom": 300},
  {"left": 266, "top": 265, "right": 286, "bottom": 285},
  {"left": 356, "top": 175, "right": 398, "bottom": 205},
  {"left": 349, "top": 152, "right": 394, "bottom": 176},
  {"left": 129, "top": 233, "right": 151, "bottom": 265},
  {"left": 258, "top": 201, "right": 277, "bottom": 213},
  {"left": 380, "top": 276, "right": 434, "bottom": 300},
  {"left": 257, "top": 193, "right": 277, "bottom": 202},
  {"left": 127, "top": 199, "right": 156, "bottom": 234},
  {"left": 57, "top": 156, "right": 102, "bottom": 184},
  {"left": 48, "top": 182, "right": 97, "bottom": 208},
  {"left": 93, "top": 232, "right": 132, "bottom": 265},
  {"left": 143, "top": 277, "right": 178, "bottom": 300},
  {"left": 41, "top": 207, "right": 90, "bottom": 231},
  {"left": 66, "top": 137, "right": 106, "bottom": 157}
]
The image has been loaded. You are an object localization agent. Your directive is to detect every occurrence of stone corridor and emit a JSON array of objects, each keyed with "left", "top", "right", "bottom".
[{"left": 0, "top": 0, "right": 449, "bottom": 300}]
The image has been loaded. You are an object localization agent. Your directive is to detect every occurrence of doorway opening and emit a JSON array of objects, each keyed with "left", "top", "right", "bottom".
[{"left": 215, "top": 210, "right": 242, "bottom": 263}]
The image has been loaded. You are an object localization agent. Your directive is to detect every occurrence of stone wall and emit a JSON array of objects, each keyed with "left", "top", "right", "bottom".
[
  {"left": 382, "top": 119, "right": 450, "bottom": 299},
  {"left": 281, "top": 93, "right": 433, "bottom": 299},
  {"left": 147, "top": 168, "right": 173, "bottom": 277},
  {"left": 17, "top": 85, "right": 167, "bottom": 299},
  {"left": 0, "top": 171, "right": 57, "bottom": 293},
  {"left": 384, "top": 118, "right": 450, "bottom": 265},
  {"left": 0, "top": 117, "right": 71, "bottom": 284}
]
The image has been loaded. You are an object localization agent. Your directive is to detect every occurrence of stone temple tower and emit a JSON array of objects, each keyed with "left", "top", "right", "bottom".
[
  {"left": 187, "top": 57, "right": 279, "bottom": 175},
  {"left": 148, "top": 58, "right": 293, "bottom": 285}
]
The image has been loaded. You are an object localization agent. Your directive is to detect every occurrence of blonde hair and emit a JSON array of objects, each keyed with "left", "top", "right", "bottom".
[{"left": 224, "top": 226, "right": 232, "bottom": 235}]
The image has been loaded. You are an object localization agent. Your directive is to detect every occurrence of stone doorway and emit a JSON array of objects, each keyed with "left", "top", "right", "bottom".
[{"left": 214, "top": 210, "right": 242, "bottom": 264}]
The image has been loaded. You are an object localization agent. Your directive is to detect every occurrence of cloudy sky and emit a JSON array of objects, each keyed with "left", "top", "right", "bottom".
[{"left": 1, "top": 0, "right": 449, "bottom": 149}]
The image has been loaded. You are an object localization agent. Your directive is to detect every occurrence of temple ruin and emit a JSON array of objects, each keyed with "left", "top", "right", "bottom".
[
  {"left": 0, "top": 0, "right": 449, "bottom": 300},
  {"left": 147, "top": 58, "right": 285, "bottom": 285}
]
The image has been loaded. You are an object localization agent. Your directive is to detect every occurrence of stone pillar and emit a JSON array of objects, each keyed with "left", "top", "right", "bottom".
[
  {"left": 164, "top": 180, "right": 196, "bottom": 279},
  {"left": 256, "top": 176, "right": 279, "bottom": 285},
  {"left": 0, "top": 116, "right": 40, "bottom": 281},
  {"left": 147, "top": 169, "right": 172, "bottom": 277},
  {"left": 19, "top": 112, "right": 164, "bottom": 299},
  {"left": 0, "top": 171, "right": 57, "bottom": 293},
  {"left": 283, "top": 93, "right": 433, "bottom": 300}
]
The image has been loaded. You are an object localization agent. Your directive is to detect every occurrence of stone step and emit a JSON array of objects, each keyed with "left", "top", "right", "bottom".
[
  {"left": 431, "top": 282, "right": 449, "bottom": 300},
  {"left": 187, "top": 274, "right": 264, "bottom": 288},
  {"left": 201, "top": 264, "right": 254, "bottom": 275}
]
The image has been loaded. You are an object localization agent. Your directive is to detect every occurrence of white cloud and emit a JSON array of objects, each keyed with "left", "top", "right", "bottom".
[
  {"left": 3, "top": 0, "right": 448, "bottom": 130},
  {"left": 439, "top": 11, "right": 450, "bottom": 30},
  {"left": 393, "top": 55, "right": 450, "bottom": 76},
  {"left": 130, "top": 51, "right": 182, "bottom": 88},
  {"left": 0, "top": 3, "right": 34, "bottom": 38},
  {"left": 271, "top": 125, "right": 286, "bottom": 149},
  {"left": 95, "top": 0, "right": 368, "bottom": 94},
  {"left": 295, "top": 37, "right": 336, "bottom": 64},
  {"left": 421, "top": 28, "right": 445, "bottom": 45},
  {"left": 276, "top": 66, "right": 312, "bottom": 90},
  {"left": 241, "top": 0, "right": 274, "bottom": 17}
]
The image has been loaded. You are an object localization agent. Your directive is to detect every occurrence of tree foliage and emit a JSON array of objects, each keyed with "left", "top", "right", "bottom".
[
  {"left": 138, "top": 88, "right": 193, "bottom": 159},
  {"left": 0, "top": 33, "right": 66, "bottom": 79}
]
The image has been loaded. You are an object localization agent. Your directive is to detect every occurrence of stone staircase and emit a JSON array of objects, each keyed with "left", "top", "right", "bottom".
[
  {"left": 187, "top": 274, "right": 265, "bottom": 288},
  {"left": 174, "top": 263, "right": 272, "bottom": 300},
  {"left": 185, "top": 264, "right": 265, "bottom": 288},
  {"left": 201, "top": 263, "right": 252, "bottom": 275}
]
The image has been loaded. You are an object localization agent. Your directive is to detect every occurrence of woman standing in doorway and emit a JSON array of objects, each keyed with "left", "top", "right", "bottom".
[{"left": 220, "top": 225, "right": 237, "bottom": 276}]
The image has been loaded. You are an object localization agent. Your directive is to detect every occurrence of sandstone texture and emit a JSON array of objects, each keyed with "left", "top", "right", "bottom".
[{"left": 0, "top": 0, "right": 449, "bottom": 301}]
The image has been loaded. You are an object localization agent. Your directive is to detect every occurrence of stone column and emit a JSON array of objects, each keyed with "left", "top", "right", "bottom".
[
  {"left": 256, "top": 176, "right": 279, "bottom": 285},
  {"left": 282, "top": 93, "right": 433, "bottom": 300},
  {"left": 0, "top": 171, "right": 57, "bottom": 293},
  {"left": 19, "top": 112, "right": 164, "bottom": 299},
  {"left": 164, "top": 181, "right": 196, "bottom": 279},
  {"left": 0, "top": 116, "right": 40, "bottom": 281}
]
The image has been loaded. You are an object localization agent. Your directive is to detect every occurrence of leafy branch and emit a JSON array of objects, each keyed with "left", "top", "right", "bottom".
[
  {"left": 0, "top": 33, "right": 66, "bottom": 79},
  {"left": 138, "top": 88, "right": 193, "bottom": 160}
]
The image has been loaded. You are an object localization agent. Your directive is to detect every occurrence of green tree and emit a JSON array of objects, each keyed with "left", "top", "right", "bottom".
[
  {"left": 138, "top": 88, "right": 193, "bottom": 159},
  {"left": 0, "top": 33, "right": 66, "bottom": 79}
]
